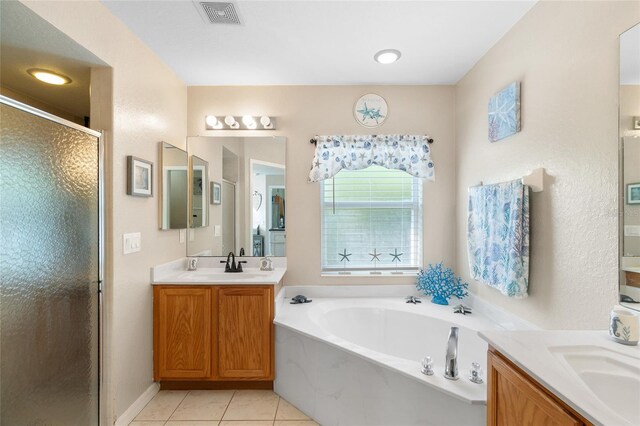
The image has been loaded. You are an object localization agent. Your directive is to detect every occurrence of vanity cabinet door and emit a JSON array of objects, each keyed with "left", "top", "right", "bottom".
[
  {"left": 154, "top": 286, "right": 212, "bottom": 380},
  {"left": 487, "top": 349, "right": 585, "bottom": 426},
  {"left": 216, "top": 286, "right": 273, "bottom": 380}
]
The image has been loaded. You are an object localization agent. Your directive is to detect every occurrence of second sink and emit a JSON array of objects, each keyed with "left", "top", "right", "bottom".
[{"left": 551, "top": 345, "right": 640, "bottom": 425}]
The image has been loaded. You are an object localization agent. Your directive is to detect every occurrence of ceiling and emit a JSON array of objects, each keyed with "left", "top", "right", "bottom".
[
  {"left": 101, "top": 0, "right": 536, "bottom": 86},
  {"left": 0, "top": 1, "right": 106, "bottom": 118}
]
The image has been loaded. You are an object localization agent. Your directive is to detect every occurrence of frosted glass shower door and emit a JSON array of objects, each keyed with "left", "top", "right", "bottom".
[{"left": 0, "top": 99, "right": 101, "bottom": 425}]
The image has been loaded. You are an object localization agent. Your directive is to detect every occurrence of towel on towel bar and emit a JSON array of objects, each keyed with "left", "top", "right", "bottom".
[{"left": 467, "top": 179, "right": 530, "bottom": 298}]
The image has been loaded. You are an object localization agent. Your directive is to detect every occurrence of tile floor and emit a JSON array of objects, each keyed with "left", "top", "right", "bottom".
[{"left": 130, "top": 390, "right": 319, "bottom": 426}]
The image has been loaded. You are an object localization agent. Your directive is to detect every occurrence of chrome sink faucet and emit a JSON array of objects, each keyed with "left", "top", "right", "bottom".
[
  {"left": 220, "top": 251, "right": 247, "bottom": 273},
  {"left": 444, "top": 327, "right": 459, "bottom": 380}
]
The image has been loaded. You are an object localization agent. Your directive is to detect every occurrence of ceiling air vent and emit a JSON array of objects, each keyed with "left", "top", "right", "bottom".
[{"left": 194, "top": 1, "right": 242, "bottom": 25}]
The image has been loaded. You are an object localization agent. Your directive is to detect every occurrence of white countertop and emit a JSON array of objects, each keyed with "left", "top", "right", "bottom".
[
  {"left": 151, "top": 256, "right": 286, "bottom": 285},
  {"left": 479, "top": 330, "right": 640, "bottom": 426},
  {"left": 152, "top": 267, "right": 286, "bottom": 285}
]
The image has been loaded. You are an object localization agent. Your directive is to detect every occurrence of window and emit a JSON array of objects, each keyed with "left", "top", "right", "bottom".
[{"left": 321, "top": 165, "right": 422, "bottom": 272}]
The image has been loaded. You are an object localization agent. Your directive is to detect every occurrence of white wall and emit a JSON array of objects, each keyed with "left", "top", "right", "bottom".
[
  {"left": 21, "top": 1, "right": 187, "bottom": 423},
  {"left": 455, "top": 1, "right": 640, "bottom": 329},
  {"left": 188, "top": 86, "right": 456, "bottom": 285}
]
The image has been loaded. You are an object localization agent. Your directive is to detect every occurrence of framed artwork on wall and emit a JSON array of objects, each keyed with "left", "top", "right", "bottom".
[
  {"left": 126, "top": 156, "right": 153, "bottom": 197},
  {"left": 628, "top": 183, "right": 640, "bottom": 204},
  {"left": 210, "top": 181, "right": 221, "bottom": 205},
  {"left": 354, "top": 93, "right": 388, "bottom": 128},
  {"left": 488, "top": 81, "right": 521, "bottom": 142}
]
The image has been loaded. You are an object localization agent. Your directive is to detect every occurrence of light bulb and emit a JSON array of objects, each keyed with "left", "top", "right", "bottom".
[
  {"left": 260, "top": 116, "right": 272, "bottom": 128},
  {"left": 205, "top": 115, "right": 218, "bottom": 127},
  {"left": 242, "top": 115, "right": 255, "bottom": 126},
  {"left": 246, "top": 121, "right": 257, "bottom": 130},
  {"left": 224, "top": 115, "right": 236, "bottom": 126}
]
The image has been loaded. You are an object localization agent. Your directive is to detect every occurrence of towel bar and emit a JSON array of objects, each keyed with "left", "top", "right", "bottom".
[{"left": 475, "top": 167, "right": 545, "bottom": 193}]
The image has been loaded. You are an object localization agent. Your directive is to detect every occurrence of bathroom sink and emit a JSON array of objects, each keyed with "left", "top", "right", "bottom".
[{"left": 551, "top": 345, "right": 640, "bottom": 424}]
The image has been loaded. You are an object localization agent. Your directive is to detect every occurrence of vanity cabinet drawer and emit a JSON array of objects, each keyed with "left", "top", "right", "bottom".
[{"left": 487, "top": 348, "right": 590, "bottom": 426}]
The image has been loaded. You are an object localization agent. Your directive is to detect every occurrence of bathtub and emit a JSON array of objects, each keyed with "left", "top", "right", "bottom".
[{"left": 274, "top": 286, "right": 531, "bottom": 426}]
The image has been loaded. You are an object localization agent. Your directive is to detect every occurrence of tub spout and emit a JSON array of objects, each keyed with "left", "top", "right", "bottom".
[{"left": 444, "top": 326, "right": 459, "bottom": 380}]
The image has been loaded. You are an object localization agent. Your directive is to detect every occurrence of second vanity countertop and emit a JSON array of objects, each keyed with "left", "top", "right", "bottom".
[
  {"left": 152, "top": 267, "right": 286, "bottom": 285},
  {"left": 479, "top": 329, "right": 640, "bottom": 426}
]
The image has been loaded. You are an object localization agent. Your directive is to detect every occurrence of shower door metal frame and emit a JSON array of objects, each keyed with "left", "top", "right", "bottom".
[{"left": 0, "top": 95, "right": 105, "bottom": 425}]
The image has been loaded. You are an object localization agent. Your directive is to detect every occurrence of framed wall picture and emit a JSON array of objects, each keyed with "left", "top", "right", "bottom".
[
  {"left": 210, "top": 181, "right": 221, "bottom": 205},
  {"left": 628, "top": 183, "right": 640, "bottom": 204},
  {"left": 353, "top": 93, "right": 388, "bottom": 128},
  {"left": 126, "top": 156, "right": 153, "bottom": 197},
  {"left": 488, "top": 81, "right": 521, "bottom": 142}
]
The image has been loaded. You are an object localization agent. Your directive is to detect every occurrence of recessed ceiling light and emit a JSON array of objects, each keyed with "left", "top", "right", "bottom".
[
  {"left": 27, "top": 68, "right": 72, "bottom": 85},
  {"left": 374, "top": 49, "right": 401, "bottom": 64}
]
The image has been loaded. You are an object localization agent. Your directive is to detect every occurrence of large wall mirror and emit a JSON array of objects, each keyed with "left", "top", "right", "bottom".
[
  {"left": 186, "top": 136, "right": 286, "bottom": 257},
  {"left": 159, "top": 142, "right": 188, "bottom": 230},
  {"left": 619, "top": 23, "right": 640, "bottom": 310}
]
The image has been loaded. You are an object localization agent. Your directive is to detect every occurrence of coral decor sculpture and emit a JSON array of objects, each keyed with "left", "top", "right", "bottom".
[{"left": 416, "top": 263, "right": 469, "bottom": 305}]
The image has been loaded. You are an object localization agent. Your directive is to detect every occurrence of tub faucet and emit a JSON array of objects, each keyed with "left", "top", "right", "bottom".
[{"left": 444, "top": 326, "right": 459, "bottom": 380}]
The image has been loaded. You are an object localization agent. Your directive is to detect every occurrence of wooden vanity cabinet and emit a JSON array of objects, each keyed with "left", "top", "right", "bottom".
[
  {"left": 487, "top": 347, "right": 591, "bottom": 426},
  {"left": 153, "top": 285, "right": 274, "bottom": 386}
]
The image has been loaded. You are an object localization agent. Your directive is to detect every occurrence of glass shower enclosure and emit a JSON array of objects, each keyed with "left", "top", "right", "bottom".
[{"left": 0, "top": 96, "right": 103, "bottom": 425}]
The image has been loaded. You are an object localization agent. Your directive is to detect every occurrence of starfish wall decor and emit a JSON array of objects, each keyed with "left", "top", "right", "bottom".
[{"left": 357, "top": 102, "right": 385, "bottom": 124}]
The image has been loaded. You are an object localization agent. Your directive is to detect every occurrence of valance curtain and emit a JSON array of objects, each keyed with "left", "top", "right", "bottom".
[{"left": 308, "top": 135, "right": 435, "bottom": 182}]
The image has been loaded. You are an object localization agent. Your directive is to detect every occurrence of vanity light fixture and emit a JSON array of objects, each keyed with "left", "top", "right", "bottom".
[
  {"left": 27, "top": 68, "right": 72, "bottom": 85},
  {"left": 374, "top": 49, "right": 402, "bottom": 64},
  {"left": 205, "top": 115, "right": 277, "bottom": 130}
]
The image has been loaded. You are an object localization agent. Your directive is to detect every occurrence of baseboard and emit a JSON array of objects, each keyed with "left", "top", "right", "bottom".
[
  {"left": 160, "top": 380, "right": 273, "bottom": 390},
  {"left": 114, "top": 382, "right": 160, "bottom": 426}
]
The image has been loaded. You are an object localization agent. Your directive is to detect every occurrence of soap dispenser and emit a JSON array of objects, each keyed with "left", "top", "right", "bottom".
[{"left": 260, "top": 256, "right": 273, "bottom": 271}]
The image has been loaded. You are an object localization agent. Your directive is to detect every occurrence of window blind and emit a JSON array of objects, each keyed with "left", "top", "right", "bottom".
[{"left": 321, "top": 165, "right": 423, "bottom": 271}]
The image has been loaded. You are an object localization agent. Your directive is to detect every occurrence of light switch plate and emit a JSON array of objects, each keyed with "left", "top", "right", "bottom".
[
  {"left": 123, "top": 232, "right": 141, "bottom": 254},
  {"left": 214, "top": 225, "right": 222, "bottom": 237},
  {"left": 179, "top": 229, "right": 186, "bottom": 243}
]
